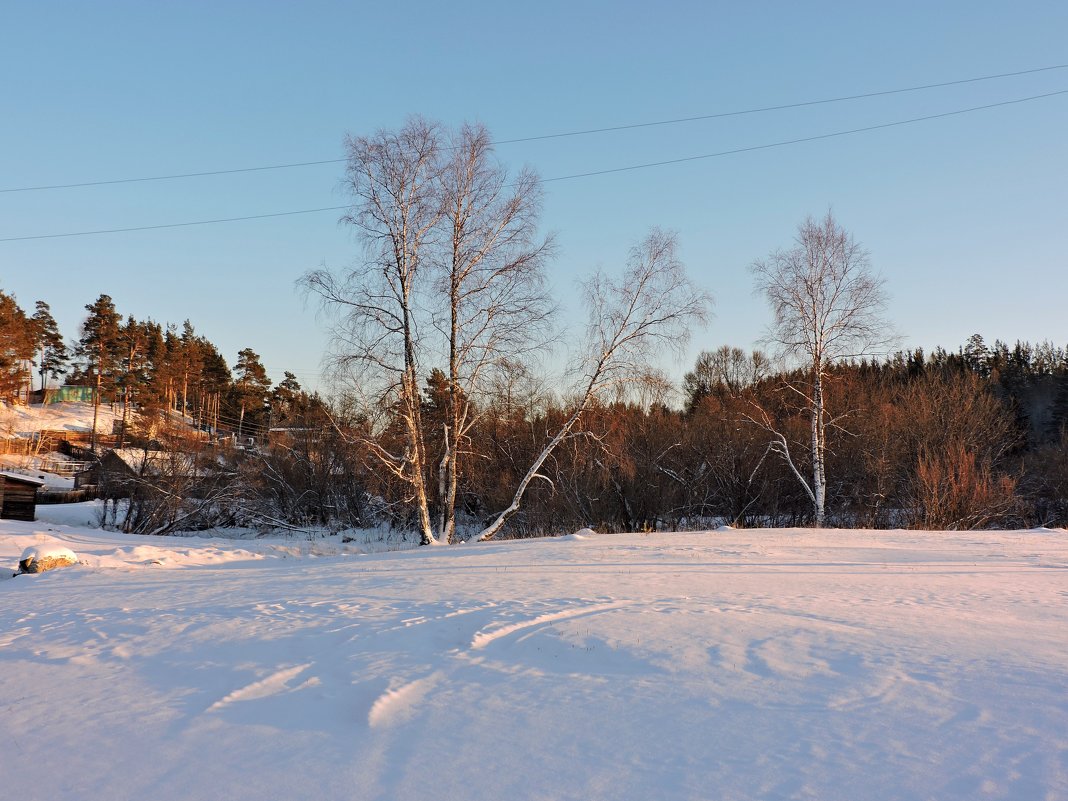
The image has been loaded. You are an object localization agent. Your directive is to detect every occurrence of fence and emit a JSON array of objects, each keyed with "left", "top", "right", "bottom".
[
  {"left": 1, "top": 431, "right": 116, "bottom": 457},
  {"left": 0, "top": 437, "right": 34, "bottom": 456},
  {"left": 38, "top": 458, "right": 94, "bottom": 477}
]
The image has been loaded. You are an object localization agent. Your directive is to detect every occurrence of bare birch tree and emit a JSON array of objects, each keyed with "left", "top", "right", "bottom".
[
  {"left": 303, "top": 118, "right": 554, "bottom": 545},
  {"left": 474, "top": 228, "right": 712, "bottom": 541},
  {"left": 750, "top": 212, "right": 891, "bottom": 527},
  {"left": 432, "top": 122, "right": 554, "bottom": 542},
  {"left": 302, "top": 117, "right": 443, "bottom": 545}
]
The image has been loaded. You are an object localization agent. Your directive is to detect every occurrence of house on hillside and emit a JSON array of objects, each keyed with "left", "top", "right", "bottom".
[
  {"left": 0, "top": 471, "right": 45, "bottom": 520},
  {"left": 46, "top": 386, "right": 94, "bottom": 404},
  {"left": 75, "top": 448, "right": 198, "bottom": 490},
  {"left": 82, "top": 447, "right": 233, "bottom": 514}
]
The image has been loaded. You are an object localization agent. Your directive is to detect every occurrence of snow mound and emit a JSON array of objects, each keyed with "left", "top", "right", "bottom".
[
  {"left": 562, "top": 527, "right": 597, "bottom": 540},
  {"left": 20, "top": 543, "right": 78, "bottom": 563},
  {"left": 35, "top": 501, "right": 103, "bottom": 528},
  {"left": 79, "top": 543, "right": 266, "bottom": 570}
]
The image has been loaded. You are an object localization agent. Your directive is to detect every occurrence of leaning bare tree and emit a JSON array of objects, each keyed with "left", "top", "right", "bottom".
[
  {"left": 303, "top": 117, "right": 443, "bottom": 545},
  {"left": 474, "top": 228, "right": 712, "bottom": 541},
  {"left": 750, "top": 212, "right": 891, "bottom": 527}
]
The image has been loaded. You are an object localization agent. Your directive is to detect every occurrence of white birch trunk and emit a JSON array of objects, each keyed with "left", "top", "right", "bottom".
[
  {"left": 474, "top": 403, "right": 587, "bottom": 542},
  {"left": 811, "top": 366, "right": 826, "bottom": 527}
]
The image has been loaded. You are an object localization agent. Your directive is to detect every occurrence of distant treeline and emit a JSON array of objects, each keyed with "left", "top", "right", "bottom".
[
  {"left": 4, "top": 287, "right": 1068, "bottom": 533},
  {"left": 391, "top": 337, "right": 1068, "bottom": 534},
  {"left": 247, "top": 336, "right": 1068, "bottom": 535}
]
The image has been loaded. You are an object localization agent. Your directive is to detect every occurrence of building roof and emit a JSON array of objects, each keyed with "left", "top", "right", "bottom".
[
  {"left": 107, "top": 448, "right": 197, "bottom": 476},
  {"left": 0, "top": 471, "right": 47, "bottom": 487}
]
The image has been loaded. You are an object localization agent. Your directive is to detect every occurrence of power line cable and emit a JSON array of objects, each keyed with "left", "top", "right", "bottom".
[
  {"left": 538, "top": 87, "right": 1068, "bottom": 183},
  {"left": 0, "top": 160, "right": 346, "bottom": 194},
  {"left": 0, "top": 206, "right": 349, "bottom": 242},
  {"left": 2, "top": 63, "right": 1065, "bottom": 194},
  {"left": 2, "top": 88, "right": 1064, "bottom": 243},
  {"left": 495, "top": 62, "right": 1068, "bottom": 145}
]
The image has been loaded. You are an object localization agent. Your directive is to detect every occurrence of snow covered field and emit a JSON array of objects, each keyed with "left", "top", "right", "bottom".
[{"left": 2, "top": 508, "right": 1066, "bottom": 801}]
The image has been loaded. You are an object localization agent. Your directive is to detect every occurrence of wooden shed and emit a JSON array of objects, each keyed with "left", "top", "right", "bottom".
[{"left": 0, "top": 471, "right": 46, "bottom": 521}]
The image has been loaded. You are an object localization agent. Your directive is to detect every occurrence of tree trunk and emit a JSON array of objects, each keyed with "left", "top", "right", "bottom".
[
  {"left": 407, "top": 399, "right": 434, "bottom": 545},
  {"left": 440, "top": 268, "right": 461, "bottom": 545},
  {"left": 119, "top": 389, "right": 129, "bottom": 449},
  {"left": 476, "top": 401, "right": 588, "bottom": 542},
  {"left": 90, "top": 369, "right": 101, "bottom": 452},
  {"left": 445, "top": 442, "right": 459, "bottom": 544},
  {"left": 811, "top": 366, "right": 826, "bottom": 527},
  {"left": 436, "top": 426, "right": 451, "bottom": 543},
  {"left": 402, "top": 355, "right": 434, "bottom": 545}
]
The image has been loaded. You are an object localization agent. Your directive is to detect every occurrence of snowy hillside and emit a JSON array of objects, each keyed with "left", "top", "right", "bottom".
[
  {"left": 0, "top": 400, "right": 121, "bottom": 437},
  {"left": 1, "top": 509, "right": 1066, "bottom": 801}
]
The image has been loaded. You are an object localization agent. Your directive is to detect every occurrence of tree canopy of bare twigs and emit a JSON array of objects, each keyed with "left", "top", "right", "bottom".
[{"left": 683, "top": 345, "right": 770, "bottom": 409}]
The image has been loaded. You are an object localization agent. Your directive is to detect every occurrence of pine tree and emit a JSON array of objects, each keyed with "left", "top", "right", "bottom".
[
  {"left": 116, "top": 316, "right": 150, "bottom": 446},
  {"left": 31, "top": 301, "right": 68, "bottom": 401},
  {"left": 140, "top": 321, "right": 168, "bottom": 415},
  {"left": 0, "top": 291, "right": 35, "bottom": 402},
  {"left": 232, "top": 348, "right": 271, "bottom": 442},
  {"left": 963, "top": 334, "right": 990, "bottom": 376},
  {"left": 1049, "top": 374, "right": 1068, "bottom": 439},
  {"left": 177, "top": 321, "right": 202, "bottom": 421},
  {"left": 77, "top": 294, "right": 122, "bottom": 450},
  {"left": 270, "top": 371, "right": 304, "bottom": 425},
  {"left": 195, "top": 340, "right": 230, "bottom": 435}
]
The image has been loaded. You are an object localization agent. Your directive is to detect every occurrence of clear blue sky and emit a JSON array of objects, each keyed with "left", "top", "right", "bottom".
[{"left": 3, "top": 1, "right": 1066, "bottom": 392}]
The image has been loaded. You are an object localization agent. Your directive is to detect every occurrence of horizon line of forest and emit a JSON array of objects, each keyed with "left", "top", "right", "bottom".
[{"left": 3, "top": 284, "right": 1068, "bottom": 534}]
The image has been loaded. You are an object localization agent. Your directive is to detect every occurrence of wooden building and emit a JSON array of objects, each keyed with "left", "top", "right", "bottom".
[
  {"left": 74, "top": 448, "right": 197, "bottom": 491},
  {"left": 0, "top": 471, "right": 46, "bottom": 521}
]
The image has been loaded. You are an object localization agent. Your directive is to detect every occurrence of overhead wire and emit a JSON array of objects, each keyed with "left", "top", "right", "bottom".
[
  {"left": 2, "top": 62, "right": 1065, "bottom": 195},
  {"left": 2, "top": 87, "right": 1065, "bottom": 243},
  {"left": 0, "top": 206, "right": 350, "bottom": 242},
  {"left": 537, "top": 87, "right": 1068, "bottom": 183},
  {"left": 494, "top": 62, "right": 1068, "bottom": 145}
]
